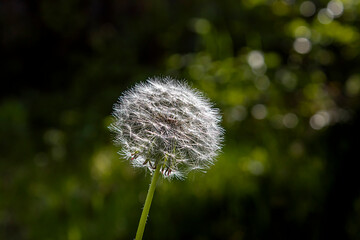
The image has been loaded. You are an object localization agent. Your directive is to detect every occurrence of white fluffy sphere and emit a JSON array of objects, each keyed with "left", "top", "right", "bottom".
[{"left": 110, "top": 77, "right": 223, "bottom": 179}]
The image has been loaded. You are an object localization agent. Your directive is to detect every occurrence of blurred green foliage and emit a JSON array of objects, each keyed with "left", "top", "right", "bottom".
[{"left": 1, "top": 0, "right": 360, "bottom": 239}]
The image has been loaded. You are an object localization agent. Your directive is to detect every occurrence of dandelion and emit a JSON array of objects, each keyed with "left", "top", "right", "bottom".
[{"left": 109, "top": 76, "right": 223, "bottom": 239}]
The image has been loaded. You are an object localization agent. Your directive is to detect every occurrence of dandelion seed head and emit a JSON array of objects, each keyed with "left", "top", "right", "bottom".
[{"left": 109, "top": 76, "right": 224, "bottom": 179}]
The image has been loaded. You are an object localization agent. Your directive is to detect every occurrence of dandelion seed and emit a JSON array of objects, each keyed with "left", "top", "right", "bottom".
[{"left": 109, "top": 76, "right": 224, "bottom": 179}]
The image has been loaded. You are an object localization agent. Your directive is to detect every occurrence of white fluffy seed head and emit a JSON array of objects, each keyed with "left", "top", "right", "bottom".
[{"left": 109, "top": 76, "right": 224, "bottom": 179}]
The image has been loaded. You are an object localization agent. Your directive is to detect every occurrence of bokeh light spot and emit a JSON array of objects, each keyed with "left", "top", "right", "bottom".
[
  {"left": 293, "top": 37, "right": 312, "bottom": 54},
  {"left": 294, "top": 26, "right": 311, "bottom": 38},
  {"left": 345, "top": 75, "right": 360, "bottom": 97},
  {"left": 193, "top": 18, "right": 211, "bottom": 34},
  {"left": 248, "top": 160, "right": 264, "bottom": 175},
  {"left": 276, "top": 69, "right": 298, "bottom": 90},
  {"left": 226, "top": 105, "right": 247, "bottom": 123},
  {"left": 317, "top": 8, "right": 334, "bottom": 24},
  {"left": 254, "top": 75, "right": 270, "bottom": 91},
  {"left": 91, "top": 149, "right": 113, "bottom": 180},
  {"left": 283, "top": 113, "right": 299, "bottom": 128},
  {"left": 300, "top": 1, "right": 316, "bottom": 17},
  {"left": 310, "top": 111, "right": 331, "bottom": 130},
  {"left": 251, "top": 104, "right": 268, "bottom": 120},
  {"left": 247, "top": 50, "right": 265, "bottom": 69},
  {"left": 327, "top": 0, "right": 344, "bottom": 17}
]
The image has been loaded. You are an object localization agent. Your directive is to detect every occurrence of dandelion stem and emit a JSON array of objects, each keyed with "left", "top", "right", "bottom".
[{"left": 135, "top": 163, "right": 161, "bottom": 240}]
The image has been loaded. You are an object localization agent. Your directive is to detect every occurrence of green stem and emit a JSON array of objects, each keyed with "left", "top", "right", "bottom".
[{"left": 135, "top": 164, "right": 161, "bottom": 240}]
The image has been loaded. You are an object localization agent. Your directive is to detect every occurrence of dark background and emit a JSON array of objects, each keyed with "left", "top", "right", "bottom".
[{"left": 1, "top": 0, "right": 360, "bottom": 239}]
